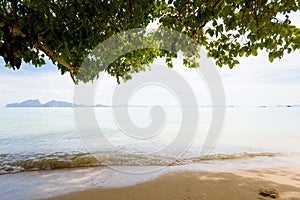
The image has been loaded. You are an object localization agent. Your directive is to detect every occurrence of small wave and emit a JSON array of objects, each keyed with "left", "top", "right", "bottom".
[
  {"left": 0, "top": 152, "right": 100, "bottom": 175},
  {"left": 170, "top": 152, "right": 284, "bottom": 166},
  {"left": 0, "top": 152, "right": 288, "bottom": 175}
]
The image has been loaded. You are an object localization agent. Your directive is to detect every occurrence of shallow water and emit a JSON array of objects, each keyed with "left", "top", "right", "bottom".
[{"left": 0, "top": 106, "right": 300, "bottom": 174}]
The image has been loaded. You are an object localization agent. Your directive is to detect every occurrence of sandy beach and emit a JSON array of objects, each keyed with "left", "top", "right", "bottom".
[{"left": 45, "top": 166, "right": 300, "bottom": 200}]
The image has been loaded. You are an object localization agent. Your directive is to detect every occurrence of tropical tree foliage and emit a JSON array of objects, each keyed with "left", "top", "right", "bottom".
[{"left": 1, "top": 0, "right": 299, "bottom": 83}]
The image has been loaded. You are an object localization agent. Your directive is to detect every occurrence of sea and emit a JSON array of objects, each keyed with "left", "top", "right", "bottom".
[{"left": 1, "top": 106, "right": 300, "bottom": 175}]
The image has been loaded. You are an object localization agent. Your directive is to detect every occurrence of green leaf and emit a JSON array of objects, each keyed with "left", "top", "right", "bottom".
[
  {"left": 206, "top": 29, "right": 214, "bottom": 37},
  {"left": 1, "top": 0, "right": 300, "bottom": 83},
  {"left": 269, "top": 53, "right": 275, "bottom": 62}
]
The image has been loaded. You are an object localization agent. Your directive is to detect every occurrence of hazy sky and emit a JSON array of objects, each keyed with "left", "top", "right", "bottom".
[
  {"left": 0, "top": 13, "right": 299, "bottom": 107},
  {"left": 1, "top": 48, "right": 299, "bottom": 107}
]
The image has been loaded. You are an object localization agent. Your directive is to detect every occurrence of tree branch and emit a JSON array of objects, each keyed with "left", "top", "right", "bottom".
[
  {"left": 38, "top": 27, "right": 51, "bottom": 38},
  {"left": 198, "top": 0, "right": 223, "bottom": 30},
  {"left": 0, "top": 18, "right": 26, "bottom": 37},
  {"left": 213, "top": 0, "right": 223, "bottom": 10},
  {"left": 34, "top": 42, "right": 77, "bottom": 73},
  {"left": 129, "top": 0, "right": 135, "bottom": 17},
  {"left": 35, "top": 42, "right": 78, "bottom": 84},
  {"left": 2, "top": 21, "right": 77, "bottom": 83},
  {"left": 5, "top": 23, "right": 77, "bottom": 83},
  {"left": 69, "top": 71, "right": 76, "bottom": 83},
  {"left": 116, "top": 72, "right": 121, "bottom": 84},
  {"left": 10, "top": 26, "right": 26, "bottom": 37}
]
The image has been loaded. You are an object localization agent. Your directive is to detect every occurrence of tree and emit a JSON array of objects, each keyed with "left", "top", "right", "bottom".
[{"left": 1, "top": 0, "right": 299, "bottom": 83}]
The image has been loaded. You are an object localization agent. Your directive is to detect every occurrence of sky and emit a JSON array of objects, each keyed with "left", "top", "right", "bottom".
[
  {"left": 1, "top": 49, "right": 299, "bottom": 107},
  {"left": 0, "top": 13, "right": 299, "bottom": 107}
]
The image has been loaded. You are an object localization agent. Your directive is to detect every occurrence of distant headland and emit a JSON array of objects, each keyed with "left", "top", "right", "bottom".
[{"left": 5, "top": 99, "right": 108, "bottom": 107}]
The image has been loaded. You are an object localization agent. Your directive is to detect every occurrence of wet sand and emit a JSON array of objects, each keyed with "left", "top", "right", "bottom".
[{"left": 45, "top": 166, "right": 300, "bottom": 200}]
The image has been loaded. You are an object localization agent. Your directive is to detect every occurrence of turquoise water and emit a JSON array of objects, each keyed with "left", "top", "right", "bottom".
[{"left": 0, "top": 106, "right": 300, "bottom": 174}]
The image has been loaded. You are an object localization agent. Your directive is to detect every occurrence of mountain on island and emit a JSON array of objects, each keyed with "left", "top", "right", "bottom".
[
  {"left": 6, "top": 99, "right": 43, "bottom": 107},
  {"left": 6, "top": 99, "right": 108, "bottom": 107},
  {"left": 43, "top": 100, "right": 73, "bottom": 107}
]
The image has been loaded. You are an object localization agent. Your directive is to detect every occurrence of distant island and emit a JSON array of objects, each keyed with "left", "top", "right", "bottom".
[
  {"left": 6, "top": 99, "right": 109, "bottom": 107},
  {"left": 6, "top": 100, "right": 300, "bottom": 108}
]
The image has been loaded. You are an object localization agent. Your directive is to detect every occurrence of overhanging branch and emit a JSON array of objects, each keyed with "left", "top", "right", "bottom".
[
  {"left": 34, "top": 42, "right": 78, "bottom": 83},
  {"left": 34, "top": 43, "right": 75, "bottom": 72},
  {"left": 2, "top": 22, "right": 77, "bottom": 83}
]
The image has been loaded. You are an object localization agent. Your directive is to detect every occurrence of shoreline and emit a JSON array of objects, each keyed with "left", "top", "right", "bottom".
[
  {"left": 1, "top": 154, "right": 300, "bottom": 200},
  {"left": 45, "top": 166, "right": 300, "bottom": 200}
]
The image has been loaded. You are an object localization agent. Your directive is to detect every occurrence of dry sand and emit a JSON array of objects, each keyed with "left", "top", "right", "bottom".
[{"left": 45, "top": 167, "right": 300, "bottom": 200}]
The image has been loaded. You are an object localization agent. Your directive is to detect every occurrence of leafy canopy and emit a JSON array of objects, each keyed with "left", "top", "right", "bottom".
[{"left": 1, "top": 0, "right": 300, "bottom": 83}]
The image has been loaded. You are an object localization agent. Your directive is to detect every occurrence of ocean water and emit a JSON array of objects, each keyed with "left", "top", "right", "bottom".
[{"left": 0, "top": 106, "right": 300, "bottom": 175}]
